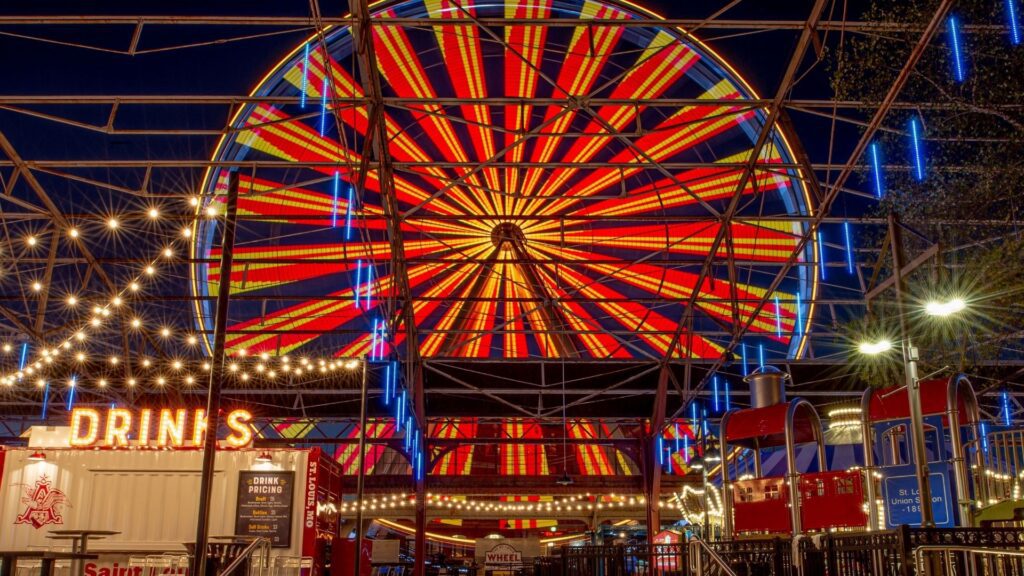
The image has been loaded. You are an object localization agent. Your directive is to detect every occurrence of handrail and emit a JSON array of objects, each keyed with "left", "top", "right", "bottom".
[
  {"left": 913, "top": 544, "right": 1024, "bottom": 576},
  {"left": 687, "top": 538, "right": 739, "bottom": 576},
  {"left": 219, "top": 537, "right": 271, "bottom": 576}
]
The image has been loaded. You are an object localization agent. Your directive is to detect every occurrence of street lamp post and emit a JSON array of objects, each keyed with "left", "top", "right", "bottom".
[
  {"left": 901, "top": 338, "right": 935, "bottom": 527},
  {"left": 859, "top": 294, "right": 966, "bottom": 529}
]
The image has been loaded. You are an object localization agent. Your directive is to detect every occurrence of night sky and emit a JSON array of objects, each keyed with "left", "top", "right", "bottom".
[{"left": 0, "top": 0, "right": 866, "bottom": 165}]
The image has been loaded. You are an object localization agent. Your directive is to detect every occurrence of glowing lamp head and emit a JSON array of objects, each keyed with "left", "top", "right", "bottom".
[
  {"left": 925, "top": 297, "right": 966, "bottom": 317},
  {"left": 255, "top": 452, "right": 273, "bottom": 463},
  {"left": 27, "top": 451, "right": 46, "bottom": 461},
  {"left": 858, "top": 339, "right": 893, "bottom": 355}
]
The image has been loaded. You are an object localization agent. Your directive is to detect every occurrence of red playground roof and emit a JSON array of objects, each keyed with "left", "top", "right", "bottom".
[
  {"left": 724, "top": 400, "right": 819, "bottom": 448},
  {"left": 867, "top": 377, "right": 975, "bottom": 423}
]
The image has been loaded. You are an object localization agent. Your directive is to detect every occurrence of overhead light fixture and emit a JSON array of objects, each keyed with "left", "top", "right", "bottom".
[
  {"left": 925, "top": 297, "right": 966, "bottom": 317},
  {"left": 555, "top": 473, "right": 574, "bottom": 486},
  {"left": 857, "top": 339, "right": 893, "bottom": 355},
  {"left": 28, "top": 451, "right": 46, "bottom": 461},
  {"left": 254, "top": 452, "right": 273, "bottom": 463}
]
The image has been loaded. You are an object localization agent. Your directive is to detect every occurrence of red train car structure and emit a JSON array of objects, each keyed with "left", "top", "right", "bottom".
[{"left": 715, "top": 367, "right": 1008, "bottom": 537}]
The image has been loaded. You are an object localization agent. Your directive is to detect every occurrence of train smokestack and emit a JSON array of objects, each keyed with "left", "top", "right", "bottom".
[{"left": 744, "top": 365, "right": 790, "bottom": 408}]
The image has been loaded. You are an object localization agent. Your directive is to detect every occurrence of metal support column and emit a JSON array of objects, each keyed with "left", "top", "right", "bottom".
[
  {"left": 354, "top": 357, "right": 370, "bottom": 576},
  {"left": 889, "top": 213, "right": 934, "bottom": 527},
  {"left": 861, "top": 390, "right": 879, "bottom": 530},
  {"left": 413, "top": 362, "right": 427, "bottom": 576},
  {"left": 645, "top": 365, "right": 669, "bottom": 542},
  {"left": 191, "top": 170, "right": 241, "bottom": 576}
]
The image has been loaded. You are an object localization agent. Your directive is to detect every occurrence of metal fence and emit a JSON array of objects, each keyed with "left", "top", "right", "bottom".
[
  {"left": 560, "top": 543, "right": 687, "bottom": 576},
  {"left": 554, "top": 527, "right": 1024, "bottom": 576},
  {"left": 800, "top": 526, "right": 1024, "bottom": 576},
  {"left": 707, "top": 538, "right": 791, "bottom": 576},
  {"left": 559, "top": 539, "right": 789, "bottom": 576}
]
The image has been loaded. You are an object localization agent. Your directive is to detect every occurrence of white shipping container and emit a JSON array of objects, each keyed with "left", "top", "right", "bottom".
[{"left": 0, "top": 446, "right": 319, "bottom": 560}]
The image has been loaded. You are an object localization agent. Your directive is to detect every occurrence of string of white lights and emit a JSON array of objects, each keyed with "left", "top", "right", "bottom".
[{"left": 1, "top": 195, "right": 369, "bottom": 391}]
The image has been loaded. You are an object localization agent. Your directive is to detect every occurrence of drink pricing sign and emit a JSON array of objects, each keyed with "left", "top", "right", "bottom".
[{"left": 235, "top": 471, "right": 295, "bottom": 547}]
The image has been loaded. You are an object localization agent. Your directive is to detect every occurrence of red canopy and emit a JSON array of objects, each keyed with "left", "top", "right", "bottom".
[
  {"left": 724, "top": 400, "right": 820, "bottom": 448},
  {"left": 867, "top": 378, "right": 975, "bottom": 423}
]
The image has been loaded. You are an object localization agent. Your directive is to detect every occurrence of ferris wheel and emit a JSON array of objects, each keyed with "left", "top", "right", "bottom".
[{"left": 192, "top": 0, "right": 817, "bottom": 362}]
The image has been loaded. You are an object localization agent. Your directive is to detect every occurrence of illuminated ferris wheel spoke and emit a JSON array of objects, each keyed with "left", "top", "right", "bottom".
[
  {"left": 285, "top": 49, "right": 490, "bottom": 216},
  {"left": 224, "top": 260, "right": 451, "bottom": 356},
  {"left": 208, "top": 245, "right": 375, "bottom": 295},
  {"left": 330, "top": 259, "right": 481, "bottom": 358},
  {"left": 213, "top": 172, "right": 350, "bottom": 226},
  {"left": 500, "top": 262, "right": 530, "bottom": 357},
  {"left": 208, "top": 235, "right": 486, "bottom": 296},
  {"left": 525, "top": 34, "right": 701, "bottom": 210},
  {"left": 433, "top": 418, "right": 476, "bottom": 475},
  {"left": 578, "top": 259, "right": 796, "bottom": 338},
  {"left": 570, "top": 421, "right": 614, "bottom": 475},
  {"left": 528, "top": 242, "right": 794, "bottom": 338},
  {"left": 335, "top": 421, "right": 393, "bottom": 473},
  {"left": 426, "top": 1, "right": 504, "bottom": 200},
  {"left": 372, "top": 16, "right": 501, "bottom": 217},
  {"left": 531, "top": 96, "right": 753, "bottom": 217},
  {"left": 420, "top": 266, "right": 497, "bottom": 357},
  {"left": 427, "top": 260, "right": 506, "bottom": 358},
  {"left": 238, "top": 104, "right": 469, "bottom": 215},
  {"left": 544, "top": 222, "right": 797, "bottom": 261},
  {"left": 502, "top": 0, "right": 553, "bottom": 213},
  {"left": 555, "top": 150, "right": 789, "bottom": 223},
  {"left": 516, "top": 7, "right": 627, "bottom": 206},
  {"left": 225, "top": 292, "right": 366, "bottom": 355},
  {"left": 541, "top": 262, "right": 722, "bottom": 358},
  {"left": 532, "top": 272, "right": 637, "bottom": 359}
]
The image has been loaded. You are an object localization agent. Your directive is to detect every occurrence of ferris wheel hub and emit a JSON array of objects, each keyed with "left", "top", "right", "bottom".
[{"left": 490, "top": 222, "right": 526, "bottom": 251}]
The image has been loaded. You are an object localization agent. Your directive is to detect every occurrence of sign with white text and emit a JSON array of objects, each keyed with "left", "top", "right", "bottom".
[
  {"left": 235, "top": 471, "right": 295, "bottom": 547},
  {"left": 883, "top": 469, "right": 952, "bottom": 528}
]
